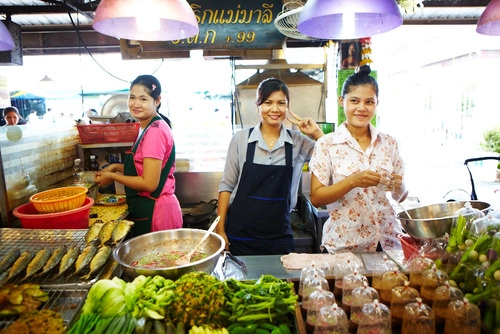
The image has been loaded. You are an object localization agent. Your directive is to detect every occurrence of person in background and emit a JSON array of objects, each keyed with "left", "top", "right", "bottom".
[
  {"left": 3, "top": 106, "right": 24, "bottom": 126},
  {"left": 94, "top": 74, "right": 182, "bottom": 236},
  {"left": 309, "top": 65, "right": 408, "bottom": 254},
  {"left": 217, "top": 78, "right": 324, "bottom": 255}
]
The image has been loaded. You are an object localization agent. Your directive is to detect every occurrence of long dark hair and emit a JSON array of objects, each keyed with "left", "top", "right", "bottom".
[
  {"left": 341, "top": 65, "right": 379, "bottom": 99},
  {"left": 255, "top": 78, "right": 290, "bottom": 106},
  {"left": 131, "top": 75, "right": 172, "bottom": 127}
]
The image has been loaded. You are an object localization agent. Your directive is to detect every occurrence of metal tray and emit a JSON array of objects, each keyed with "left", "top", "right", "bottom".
[
  {"left": 0, "top": 285, "right": 89, "bottom": 330},
  {"left": 0, "top": 228, "right": 118, "bottom": 286}
]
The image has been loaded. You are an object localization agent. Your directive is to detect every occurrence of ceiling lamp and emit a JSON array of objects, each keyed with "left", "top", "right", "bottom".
[
  {"left": 477, "top": 0, "right": 500, "bottom": 35},
  {"left": 297, "top": 0, "right": 402, "bottom": 40},
  {"left": 0, "top": 21, "right": 15, "bottom": 51},
  {"left": 92, "top": 0, "right": 199, "bottom": 41}
]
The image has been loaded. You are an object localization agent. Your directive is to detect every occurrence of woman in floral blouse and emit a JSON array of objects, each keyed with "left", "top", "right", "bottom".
[{"left": 309, "top": 65, "right": 408, "bottom": 253}]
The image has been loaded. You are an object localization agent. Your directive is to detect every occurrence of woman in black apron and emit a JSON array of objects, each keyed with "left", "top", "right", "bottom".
[
  {"left": 95, "top": 75, "right": 183, "bottom": 237},
  {"left": 217, "top": 78, "right": 324, "bottom": 255}
]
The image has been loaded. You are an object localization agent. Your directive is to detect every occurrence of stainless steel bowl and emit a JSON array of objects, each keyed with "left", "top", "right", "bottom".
[
  {"left": 397, "top": 200, "right": 491, "bottom": 242},
  {"left": 113, "top": 228, "right": 225, "bottom": 280}
]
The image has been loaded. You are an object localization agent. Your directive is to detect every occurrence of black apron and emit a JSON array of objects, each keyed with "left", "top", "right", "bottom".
[
  {"left": 124, "top": 116, "right": 175, "bottom": 237},
  {"left": 225, "top": 129, "right": 294, "bottom": 255}
]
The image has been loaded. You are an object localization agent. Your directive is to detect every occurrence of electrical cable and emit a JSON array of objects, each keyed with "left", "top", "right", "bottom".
[{"left": 62, "top": 0, "right": 165, "bottom": 84}]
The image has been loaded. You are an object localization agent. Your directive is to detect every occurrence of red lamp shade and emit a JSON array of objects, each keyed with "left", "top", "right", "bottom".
[
  {"left": 92, "top": 0, "right": 199, "bottom": 41},
  {"left": 297, "top": 0, "right": 402, "bottom": 40},
  {"left": 477, "top": 0, "right": 500, "bottom": 35},
  {"left": 0, "top": 21, "right": 15, "bottom": 51}
]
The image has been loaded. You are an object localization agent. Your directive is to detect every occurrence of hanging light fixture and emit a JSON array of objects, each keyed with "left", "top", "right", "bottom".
[
  {"left": 92, "top": 0, "right": 199, "bottom": 41},
  {"left": 297, "top": 0, "right": 402, "bottom": 40},
  {"left": 0, "top": 21, "right": 15, "bottom": 51},
  {"left": 477, "top": 0, "right": 500, "bottom": 35}
]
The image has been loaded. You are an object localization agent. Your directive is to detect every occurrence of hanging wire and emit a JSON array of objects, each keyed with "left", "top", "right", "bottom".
[{"left": 62, "top": 0, "right": 165, "bottom": 85}]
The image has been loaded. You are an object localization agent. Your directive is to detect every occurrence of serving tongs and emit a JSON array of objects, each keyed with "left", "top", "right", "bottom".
[{"left": 222, "top": 251, "right": 247, "bottom": 273}]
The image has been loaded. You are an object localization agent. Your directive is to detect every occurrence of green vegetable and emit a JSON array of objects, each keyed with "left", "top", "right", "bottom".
[{"left": 81, "top": 278, "right": 127, "bottom": 317}]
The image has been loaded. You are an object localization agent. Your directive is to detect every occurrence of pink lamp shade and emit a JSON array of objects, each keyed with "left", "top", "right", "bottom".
[
  {"left": 0, "top": 21, "right": 15, "bottom": 51},
  {"left": 477, "top": 0, "right": 500, "bottom": 35},
  {"left": 92, "top": 0, "right": 199, "bottom": 41},
  {"left": 297, "top": 0, "right": 402, "bottom": 40}
]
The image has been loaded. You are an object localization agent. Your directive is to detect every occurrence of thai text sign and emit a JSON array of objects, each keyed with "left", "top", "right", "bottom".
[{"left": 137, "top": 0, "right": 285, "bottom": 51}]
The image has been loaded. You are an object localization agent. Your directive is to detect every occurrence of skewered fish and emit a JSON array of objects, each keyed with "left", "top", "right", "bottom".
[
  {"left": 73, "top": 244, "right": 98, "bottom": 276},
  {"left": 111, "top": 220, "right": 134, "bottom": 244},
  {"left": 81, "top": 246, "right": 112, "bottom": 279},
  {"left": 85, "top": 220, "right": 104, "bottom": 245},
  {"left": 98, "top": 220, "right": 118, "bottom": 246},
  {"left": 6, "top": 251, "right": 33, "bottom": 282},
  {"left": 0, "top": 249, "right": 21, "bottom": 274},
  {"left": 24, "top": 249, "right": 51, "bottom": 281},
  {"left": 38, "top": 246, "right": 67, "bottom": 276},
  {"left": 56, "top": 246, "right": 80, "bottom": 278}
]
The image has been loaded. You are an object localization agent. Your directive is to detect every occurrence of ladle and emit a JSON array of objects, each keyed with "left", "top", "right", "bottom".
[{"left": 175, "top": 216, "right": 220, "bottom": 266}]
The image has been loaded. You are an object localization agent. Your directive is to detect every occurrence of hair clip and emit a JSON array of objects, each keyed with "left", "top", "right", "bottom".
[{"left": 152, "top": 84, "right": 156, "bottom": 91}]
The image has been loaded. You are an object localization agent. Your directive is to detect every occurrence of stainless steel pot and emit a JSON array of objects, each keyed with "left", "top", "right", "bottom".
[
  {"left": 113, "top": 228, "right": 225, "bottom": 280},
  {"left": 397, "top": 200, "right": 491, "bottom": 242}
]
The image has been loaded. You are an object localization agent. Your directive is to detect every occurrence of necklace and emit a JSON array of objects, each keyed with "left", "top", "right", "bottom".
[
  {"left": 354, "top": 135, "right": 370, "bottom": 143},
  {"left": 267, "top": 137, "right": 279, "bottom": 148}
]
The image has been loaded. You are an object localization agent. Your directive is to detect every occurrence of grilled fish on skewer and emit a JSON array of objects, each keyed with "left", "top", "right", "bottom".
[
  {"left": 38, "top": 246, "right": 67, "bottom": 276},
  {"left": 73, "top": 244, "right": 98, "bottom": 276},
  {"left": 98, "top": 220, "right": 117, "bottom": 246},
  {"left": 85, "top": 220, "right": 104, "bottom": 245},
  {"left": 111, "top": 220, "right": 134, "bottom": 244},
  {"left": 81, "top": 246, "right": 112, "bottom": 280},
  {"left": 6, "top": 251, "right": 33, "bottom": 282},
  {"left": 56, "top": 246, "right": 80, "bottom": 278},
  {"left": 23, "top": 249, "right": 51, "bottom": 280},
  {"left": 0, "top": 249, "right": 21, "bottom": 274}
]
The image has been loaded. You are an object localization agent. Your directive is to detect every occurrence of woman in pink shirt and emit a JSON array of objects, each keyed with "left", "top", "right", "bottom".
[{"left": 95, "top": 75, "right": 182, "bottom": 237}]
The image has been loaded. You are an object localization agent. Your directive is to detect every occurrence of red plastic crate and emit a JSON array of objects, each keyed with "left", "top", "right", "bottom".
[{"left": 76, "top": 123, "right": 140, "bottom": 144}]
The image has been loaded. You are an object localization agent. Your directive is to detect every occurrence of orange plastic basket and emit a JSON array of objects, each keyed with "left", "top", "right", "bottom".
[{"left": 30, "top": 186, "right": 88, "bottom": 213}]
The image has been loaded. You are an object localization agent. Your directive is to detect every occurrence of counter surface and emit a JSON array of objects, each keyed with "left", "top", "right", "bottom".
[{"left": 213, "top": 252, "right": 396, "bottom": 281}]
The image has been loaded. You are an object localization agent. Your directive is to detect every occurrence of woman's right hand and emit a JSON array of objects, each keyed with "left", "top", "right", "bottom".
[{"left": 351, "top": 169, "right": 381, "bottom": 189}]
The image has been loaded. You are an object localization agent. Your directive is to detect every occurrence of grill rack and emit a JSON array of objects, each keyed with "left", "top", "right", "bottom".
[
  {"left": 0, "top": 228, "right": 116, "bottom": 285},
  {"left": 0, "top": 286, "right": 89, "bottom": 330},
  {"left": 0, "top": 228, "right": 121, "bottom": 330}
]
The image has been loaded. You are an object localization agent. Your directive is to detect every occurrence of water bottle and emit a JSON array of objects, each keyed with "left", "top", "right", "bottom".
[
  {"left": 73, "top": 158, "right": 84, "bottom": 185},
  {"left": 89, "top": 155, "right": 100, "bottom": 171}
]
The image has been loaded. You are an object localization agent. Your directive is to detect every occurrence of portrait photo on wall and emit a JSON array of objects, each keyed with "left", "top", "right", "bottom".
[{"left": 340, "top": 41, "right": 361, "bottom": 69}]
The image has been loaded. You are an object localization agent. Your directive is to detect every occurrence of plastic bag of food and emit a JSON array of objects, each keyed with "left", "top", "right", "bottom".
[
  {"left": 313, "top": 303, "right": 348, "bottom": 334},
  {"left": 432, "top": 281, "right": 463, "bottom": 326},
  {"left": 306, "top": 289, "right": 336, "bottom": 329},
  {"left": 391, "top": 281, "right": 421, "bottom": 327},
  {"left": 350, "top": 281, "right": 379, "bottom": 325},
  {"left": 402, "top": 298, "right": 435, "bottom": 334},
  {"left": 448, "top": 202, "right": 485, "bottom": 253},
  {"left": 372, "top": 254, "right": 398, "bottom": 294},
  {"left": 380, "top": 269, "right": 408, "bottom": 305},
  {"left": 420, "top": 264, "right": 449, "bottom": 305},
  {"left": 444, "top": 298, "right": 481, "bottom": 334},
  {"left": 357, "top": 299, "right": 391, "bottom": 334}
]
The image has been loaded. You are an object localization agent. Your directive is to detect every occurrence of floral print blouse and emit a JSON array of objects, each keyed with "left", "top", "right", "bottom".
[{"left": 309, "top": 122, "right": 405, "bottom": 253}]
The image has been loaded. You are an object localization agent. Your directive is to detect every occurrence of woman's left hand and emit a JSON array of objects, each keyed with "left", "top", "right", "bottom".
[
  {"left": 94, "top": 171, "right": 114, "bottom": 187},
  {"left": 287, "top": 109, "right": 324, "bottom": 140}
]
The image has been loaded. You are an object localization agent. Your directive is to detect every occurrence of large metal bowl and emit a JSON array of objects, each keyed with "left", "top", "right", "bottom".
[
  {"left": 113, "top": 228, "right": 225, "bottom": 280},
  {"left": 397, "top": 200, "right": 491, "bottom": 242}
]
